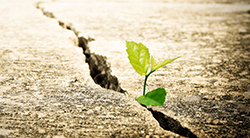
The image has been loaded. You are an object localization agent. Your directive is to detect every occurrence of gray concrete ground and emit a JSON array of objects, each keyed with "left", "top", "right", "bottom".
[
  {"left": 0, "top": 0, "right": 182, "bottom": 137},
  {"left": 40, "top": 0, "right": 250, "bottom": 137},
  {"left": 1, "top": 0, "right": 250, "bottom": 137}
]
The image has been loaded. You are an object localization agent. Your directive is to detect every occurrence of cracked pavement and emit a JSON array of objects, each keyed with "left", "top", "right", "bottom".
[
  {"left": 1, "top": 0, "right": 250, "bottom": 137},
  {"left": 0, "top": 0, "right": 182, "bottom": 137}
]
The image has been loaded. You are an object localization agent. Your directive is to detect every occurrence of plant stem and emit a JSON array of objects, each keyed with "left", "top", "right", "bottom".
[
  {"left": 143, "top": 70, "right": 155, "bottom": 96},
  {"left": 143, "top": 75, "right": 149, "bottom": 96}
]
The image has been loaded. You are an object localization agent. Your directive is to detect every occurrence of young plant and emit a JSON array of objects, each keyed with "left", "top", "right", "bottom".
[{"left": 126, "top": 41, "right": 181, "bottom": 106}]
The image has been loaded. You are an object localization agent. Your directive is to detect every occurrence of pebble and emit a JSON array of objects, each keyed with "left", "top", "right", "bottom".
[
  {"left": 207, "top": 79, "right": 217, "bottom": 83},
  {"left": 220, "top": 120, "right": 227, "bottom": 124},
  {"left": 0, "top": 129, "right": 17, "bottom": 135},
  {"left": 206, "top": 118, "right": 212, "bottom": 124},
  {"left": 212, "top": 119, "right": 220, "bottom": 125},
  {"left": 37, "top": 113, "right": 46, "bottom": 118},
  {"left": 245, "top": 91, "right": 250, "bottom": 96},
  {"left": 32, "top": 69, "right": 42, "bottom": 72},
  {"left": 52, "top": 135, "right": 66, "bottom": 138},
  {"left": 38, "top": 128, "right": 46, "bottom": 134},
  {"left": 184, "top": 96, "right": 204, "bottom": 101}
]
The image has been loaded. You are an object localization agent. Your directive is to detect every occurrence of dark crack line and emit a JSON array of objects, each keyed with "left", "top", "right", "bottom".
[
  {"left": 147, "top": 108, "right": 198, "bottom": 138},
  {"left": 36, "top": 2, "right": 198, "bottom": 137},
  {"left": 36, "top": 2, "right": 125, "bottom": 93}
]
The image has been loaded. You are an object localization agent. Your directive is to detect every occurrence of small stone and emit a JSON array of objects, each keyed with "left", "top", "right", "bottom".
[
  {"left": 76, "top": 96, "right": 85, "bottom": 100},
  {"left": 239, "top": 78, "right": 249, "bottom": 82},
  {"left": 239, "top": 71, "right": 248, "bottom": 76},
  {"left": 53, "top": 135, "right": 66, "bottom": 138},
  {"left": 245, "top": 91, "right": 250, "bottom": 96},
  {"left": 184, "top": 96, "right": 204, "bottom": 101},
  {"left": 38, "top": 113, "right": 46, "bottom": 118},
  {"left": 194, "top": 85, "right": 200, "bottom": 88},
  {"left": 57, "top": 110, "right": 64, "bottom": 114},
  {"left": 212, "top": 119, "right": 220, "bottom": 125},
  {"left": 206, "top": 118, "right": 212, "bottom": 124},
  {"left": 23, "top": 111, "right": 30, "bottom": 116},
  {"left": 209, "top": 90, "right": 215, "bottom": 92},
  {"left": 220, "top": 120, "right": 227, "bottom": 124},
  {"left": 207, "top": 79, "right": 217, "bottom": 83},
  {"left": 32, "top": 69, "right": 42, "bottom": 72},
  {"left": 0, "top": 129, "right": 17, "bottom": 135},
  {"left": 38, "top": 128, "right": 46, "bottom": 134}
]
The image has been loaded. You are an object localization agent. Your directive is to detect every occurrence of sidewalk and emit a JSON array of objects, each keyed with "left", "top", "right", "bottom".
[
  {"left": 40, "top": 0, "right": 250, "bottom": 137},
  {"left": 0, "top": 0, "right": 181, "bottom": 137}
]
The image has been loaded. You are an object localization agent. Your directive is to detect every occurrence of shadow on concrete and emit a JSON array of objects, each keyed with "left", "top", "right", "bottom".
[{"left": 148, "top": 108, "right": 198, "bottom": 138}]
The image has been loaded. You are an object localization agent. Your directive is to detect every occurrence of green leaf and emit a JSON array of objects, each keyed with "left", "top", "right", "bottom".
[
  {"left": 135, "top": 88, "right": 167, "bottom": 106},
  {"left": 126, "top": 41, "right": 150, "bottom": 76},
  {"left": 152, "top": 56, "right": 181, "bottom": 71},
  {"left": 151, "top": 56, "right": 157, "bottom": 70}
]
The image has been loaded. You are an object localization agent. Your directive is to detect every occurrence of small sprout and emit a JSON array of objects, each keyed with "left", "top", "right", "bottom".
[{"left": 126, "top": 41, "right": 181, "bottom": 106}]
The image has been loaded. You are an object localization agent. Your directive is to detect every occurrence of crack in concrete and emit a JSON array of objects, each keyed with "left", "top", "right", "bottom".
[
  {"left": 36, "top": 2, "right": 197, "bottom": 137},
  {"left": 148, "top": 108, "right": 197, "bottom": 138},
  {"left": 36, "top": 2, "right": 125, "bottom": 93}
]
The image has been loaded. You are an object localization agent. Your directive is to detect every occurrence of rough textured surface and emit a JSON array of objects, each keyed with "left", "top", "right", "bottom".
[
  {"left": 0, "top": 0, "right": 182, "bottom": 137},
  {"left": 40, "top": 0, "right": 250, "bottom": 137},
  {"left": 77, "top": 35, "right": 125, "bottom": 93}
]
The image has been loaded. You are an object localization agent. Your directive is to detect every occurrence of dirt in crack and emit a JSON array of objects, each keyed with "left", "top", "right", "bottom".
[
  {"left": 77, "top": 36, "right": 125, "bottom": 93},
  {"left": 148, "top": 108, "right": 198, "bottom": 138},
  {"left": 59, "top": 19, "right": 125, "bottom": 93},
  {"left": 36, "top": 2, "right": 125, "bottom": 93}
]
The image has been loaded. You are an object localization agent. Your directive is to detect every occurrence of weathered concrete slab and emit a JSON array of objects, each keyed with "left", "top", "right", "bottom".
[
  {"left": 40, "top": 0, "right": 250, "bottom": 137},
  {"left": 0, "top": 0, "right": 182, "bottom": 137}
]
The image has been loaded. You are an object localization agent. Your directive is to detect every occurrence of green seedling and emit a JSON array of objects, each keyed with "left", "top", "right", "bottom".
[{"left": 126, "top": 41, "right": 181, "bottom": 106}]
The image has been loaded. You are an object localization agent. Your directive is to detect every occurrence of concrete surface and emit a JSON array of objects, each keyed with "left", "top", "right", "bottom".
[
  {"left": 39, "top": 0, "right": 250, "bottom": 138},
  {"left": 0, "top": 0, "right": 183, "bottom": 137},
  {"left": 1, "top": 0, "right": 250, "bottom": 137}
]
